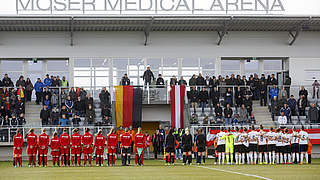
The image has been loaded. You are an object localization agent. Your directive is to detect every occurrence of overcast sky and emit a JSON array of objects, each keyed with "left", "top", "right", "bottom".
[{"left": 0, "top": 0, "right": 319, "bottom": 15}]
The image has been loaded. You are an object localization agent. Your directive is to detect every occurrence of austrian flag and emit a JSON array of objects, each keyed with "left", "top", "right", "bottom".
[{"left": 170, "top": 85, "right": 186, "bottom": 129}]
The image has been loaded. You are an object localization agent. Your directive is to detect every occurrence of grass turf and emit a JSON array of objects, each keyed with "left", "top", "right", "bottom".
[{"left": 0, "top": 159, "right": 319, "bottom": 180}]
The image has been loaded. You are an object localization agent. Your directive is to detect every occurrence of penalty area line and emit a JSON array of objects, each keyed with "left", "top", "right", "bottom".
[{"left": 196, "top": 166, "right": 272, "bottom": 180}]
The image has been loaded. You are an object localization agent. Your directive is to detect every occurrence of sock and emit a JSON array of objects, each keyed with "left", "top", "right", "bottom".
[
  {"left": 280, "top": 153, "right": 283, "bottom": 164},
  {"left": 305, "top": 153, "right": 308, "bottom": 163},
  {"left": 77, "top": 156, "right": 80, "bottom": 166},
  {"left": 230, "top": 153, "right": 233, "bottom": 163},
  {"left": 89, "top": 155, "right": 92, "bottom": 165},
  {"left": 108, "top": 155, "right": 111, "bottom": 166},
  {"left": 203, "top": 155, "right": 205, "bottom": 164},
  {"left": 288, "top": 154, "right": 291, "bottom": 163},
  {"left": 188, "top": 155, "right": 192, "bottom": 164},
  {"left": 264, "top": 153, "right": 268, "bottom": 164},
  {"left": 128, "top": 155, "right": 131, "bottom": 165},
  {"left": 53, "top": 156, "right": 56, "bottom": 166},
  {"left": 222, "top": 153, "right": 225, "bottom": 164},
  {"left": 141, "top": 154, "right": 144, "bottom": 165},
  {"left": 14, "top": 157, "right": 17, "bottom": 166},
  {"left": 276, "top": 153, "right": 279, "bottom": 164},
  {"left": 273, "top": 152, "right": 276, "bottom": 164},
  {"left": 300, "top": 153, "right": 303, "bottom": 163},
  {"left": 218, "top": 153, "right": 221, "bottom": 164},
  {"left": 96, "top": 156, "right": 99, "bottom": 165},
  {"left": 84, "top": 154, "right": 87, "bottom": 165},
  {"left": 183, "top": 155, "right": 186, "bottom": 164},
  {"left": 254, "top": 152, "right": 257, "bottom": 164},
  {"left": 259, "top": 153, "right": 262, "bottom": 163},
  {"left": 135, "top": 154, "right": 138, "bottom": 165},
  {"left": 292, "top": 153, "right": 295, "bottom": 163},
  {"left": 101, "top": 155, "right": 104, "bottom": 165},
  {"left": 66, "top": 155, "right": 69, "bottom": 166},
  {"left": 269, "top": 152, "right": 272, "bottom": 163},
  {"left": 33, "top": 155, "right": 36, "bottom": 165},
  {"left": 226, "top": 154, "right": 229, "bottom": 163},
  {"left": 246, "top": 153, "right": 250, "bottom": 164},
  {"left": 19, "top": 157, "right": 22, "bottom": 166},
  {"left": 165, "top": 155, "right": 169, "bottom": 163},
  {"left": 28, "top": 156, "right": 31, "bottom": 165},
  {"left": 71, "top": 156, "right": 74, "bottom": 165},
  {"left": 171, "top": 155, "right": 175, "bottom": 164},
  {"left": 242, "top": 153, "right": 245, "bottom": 164},
  {"left": 45, "top": 156, "right": 47, "bottom": 166},
  {"left": 235, "top": 153, "right": 238, "bottom": 164},
  {"left": 113, "top": 155, "right": 116, "bottom": 165},
  {"left": 197, "top": 154, "right": 200, "bottom": 164},
  {"left": 249, "top": 152, "right": 253, "bottom": 164},
  {"left": 296, "top": 153, "right": 299, "bottom": 163},
  {"left": 284, "top": 154, "right": 287, "bottom": 163}
]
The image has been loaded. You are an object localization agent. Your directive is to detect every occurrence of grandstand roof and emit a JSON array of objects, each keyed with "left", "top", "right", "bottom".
[{"left": 0, "top": 15, "right": 320, "bottom": 32}]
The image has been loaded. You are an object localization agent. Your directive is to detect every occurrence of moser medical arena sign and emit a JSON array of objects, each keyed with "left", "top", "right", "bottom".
[{"left": 0, "top": 0, "right": 319, "bottom": 15}]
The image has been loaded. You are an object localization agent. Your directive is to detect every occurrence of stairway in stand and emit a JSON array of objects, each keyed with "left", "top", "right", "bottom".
[
  {"left": 24, "top": 101, "right": 42, "bottom": 127},
  {"left": 252, "top": 101, "right": 275, "bottom": 127}
]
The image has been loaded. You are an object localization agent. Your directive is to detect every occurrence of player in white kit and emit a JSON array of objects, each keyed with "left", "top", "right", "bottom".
[
  {"left": 216, "top": 127, "right": 226, "bottom": 165},
  {"left": 275, "top": 128, "right": 284, "bottom": 164},
  {"left": 266, "top": 127, "right": 277, "bottom": 164},
  {"left": 233, "top": 127, "right": 242, "bottom": 165},
  {"left": 291, "top": 127, "right": 300, "bottom": 164},
  {"left": 248, "top": 125, "right": 258, "bottom": 164},
  {"left": 258, "top": 125, "right": 268, "bottom": 164},
  {"left": 299, "top": 126, "right": 309, "bottom": 164},
  {"left": 283, "top": 128, "right": 292, "bottom": 164}
]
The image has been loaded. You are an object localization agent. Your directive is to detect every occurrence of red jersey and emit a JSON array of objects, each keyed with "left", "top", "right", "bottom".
[
  {"left": 134, "top": 133, "right": 145, "bottom": 148},
  {"left": 60, "top": 132, "right": 70, "bottom": 148},
  {"left": 27, "top": 132, "right": 37, "bottom": 147},
  {"left": 50, "top": 136, "right": 60, "bottom": 150},
  {"left": 107, "top": 133, "right": 118, "bottom": 148},
  {"left": 38, "top": 133, "right": 49, "bottom": 149},
  {"left": 94, "top": 134, "right": 105, "bottom": 148},
  {"left": 82, "top": 132, "right": 93, "bottom": 148},
  {"left": 120, "top": 132, "right": 132, "bottom": 147},
  {"left": 13, "top": 133, "right": 23, "bottom": 148},
  {"left": 71, "top": 132, "right": 82, "bottom": 147}
]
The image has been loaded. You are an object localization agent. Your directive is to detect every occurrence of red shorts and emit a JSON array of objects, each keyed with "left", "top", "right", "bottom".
[
  {"left": 108, "top": 147, "right": 117, "bottom": 154},
  {"left": 39, "top": 147, "right": 48, "bottom": 155},
  {"left": 83, "top": 146, "right": 93, "bottom": 154},
  {"left": 14, "top": 147, "right": 22, "bottom": 155},
  {"left": 95, "top": 147, "right": 104, "bottom": 155},
  {"left": 51, "top": 149, "right": 60, "bottom": 156},
  {"left": 27, "top": 146, "right": 37, "bottom": 155},
  {"left": 71, "top": 147, "right": 82, "bottom": 155},
  {"left": 60, "top": 146, "right": 70, "bottom": 154}
]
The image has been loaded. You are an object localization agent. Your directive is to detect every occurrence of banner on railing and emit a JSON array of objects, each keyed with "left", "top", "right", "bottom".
[{"left": 170, "top": 85, "right": 185, "bottom": 129}]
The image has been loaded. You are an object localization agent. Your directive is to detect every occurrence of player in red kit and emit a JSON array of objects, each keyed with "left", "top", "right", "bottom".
[
  {"left": 134, "top": 127, "right": 145, "bottom": 166},
  {"left": 82, "top": 128, "right": 93, "bottom": 167},
  {"left": 71, "top": 129, "right": 82, "bottom": 166},
  {"left": 13, "top": 129, "right": 23, "bottom": 167},
  {"left": 94, "top": 129, "right": 105, "bottom": 166},
  {"left": 26, "top": 128, "right": 37, "bottom": 167},
  {"left": 50, "top": 132, "right": 60, "bottom": 166},
  {"left": 107, "top": 128, "right": 118, "bottom": 166},
  {"left": 38, "top": 129, "right": 49, "bottom": 167},
  {"left": 60, "top": 128, "right": 71, "bottom": 167},
  {"left": 120, "top": 128, "right": 132, "bottom": 166}
]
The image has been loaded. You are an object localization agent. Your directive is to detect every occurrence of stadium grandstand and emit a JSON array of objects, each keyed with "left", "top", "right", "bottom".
[{"left": 0, "top": 0, "right": 320, "bottom": 179}]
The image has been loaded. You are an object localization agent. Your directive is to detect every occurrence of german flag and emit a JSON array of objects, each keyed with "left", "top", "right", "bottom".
[{"left": 115, "top": 86, "right": 142, "bottom": 128}]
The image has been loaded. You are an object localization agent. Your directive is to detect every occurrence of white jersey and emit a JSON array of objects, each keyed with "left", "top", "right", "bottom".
[
  {"left": 266, "top": 131, "right": 276, "bottom": 145},
  {"left": 233, "top": 132, "right": 242, "bottom": 145},
  {"left": 217, "top": 132, "right": 226, "bottom": 145},
  {"left": 240, "top": 133, "right": 249, "bottom": 147},
  {"left": 276, "top": 132, "right": 284, "bottom": 146},
  {"left": 248, "top": 131, "right": 258, "bottom": 144},
  {"left": 283, "top": 133, "right": 291, "bottom": 146},
  {"left": 291, "top": 131, "right": 300, "bottom": 144},
  {"left": 258, "top": 130, "right": 267, "bottom": 145},
  {"left": 299, "top": 131, "right": 309, "bottom": 145}
]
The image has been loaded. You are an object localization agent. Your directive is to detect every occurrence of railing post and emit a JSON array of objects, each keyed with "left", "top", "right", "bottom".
[
  {"left": 8, "top": 128, "right": 11, "bottom": 143},
  {"left": 147, "top": 84, "right": 150, "bottom": 104}
]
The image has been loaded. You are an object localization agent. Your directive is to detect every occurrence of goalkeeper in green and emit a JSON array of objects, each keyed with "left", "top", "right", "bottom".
[{"left": 221, "top": 128, "right": 234, "bottom": 165}]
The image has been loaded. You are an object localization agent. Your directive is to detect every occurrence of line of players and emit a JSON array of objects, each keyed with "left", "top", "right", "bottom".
[
  {"left": 214, "top": 125, "right": 310, "bottom": 165},
  {"left": 12, "top": 127, "right": 147, "bottom": 167}
]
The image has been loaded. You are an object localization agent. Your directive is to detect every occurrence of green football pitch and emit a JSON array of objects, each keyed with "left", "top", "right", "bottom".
[{"left": 0, "top": 159, "right": 319, "bottom": 180}]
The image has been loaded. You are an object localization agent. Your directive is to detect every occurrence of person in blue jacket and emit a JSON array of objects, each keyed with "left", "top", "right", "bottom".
[
  {"left": 43, "top": 74, "right": 52, "bottom": 87},
  {"left": 269, "top": 84, "right": 279, "bottom": 101},
  {"left": 59, "top": 114, "right": 70, "bottom": 127},
  {"left": 34, "top": 78, "right": 44, "bottom": 105}
]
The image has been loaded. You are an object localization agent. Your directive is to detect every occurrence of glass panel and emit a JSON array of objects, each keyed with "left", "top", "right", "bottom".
[
  {"left": 92, "top": 58, "right": 109, "bottom": 67},
  {"left": 163, "top": 58, "right": 178, "bottom": 68},
  {"left": 113, "top": 58, "right": 129, "bottom": 71},
  {"left": 201, "top": 70, "right": 215, "bottom": 77},
  {"left": 244, "top": 60, "right": 259, "bottom": 73},
  {"left": 221, "top": 71, "right": 240, "bottom": 77},
  {"left": 182, "top": 58, "right": 198, "bottom": 67},
  {"left": 146, "top": 58, "right": 161, "bottom": 70},
  {"left": 74, "top": 58, "right": 91, "bottom": 67},
  {"left": 27, "top": 60, "right": 43, "bottom": 72},
  {"left": 74, "top": 77, "right": 91, "bottom": 87},
  {"left": 95, "top": 77, "right": 109, "bottom": 87},
  {"left": 200, "top": 58, "right": 216, "bottom": 70},
  {"left": 95, "top": 70, "right": 109, "bottom": 76},
  {"left": 264, "top": 60, "right": 282, "bottom": 71},
  {"left": 47, "top": 60, "right": 69, "bottom": 71},
  {"left": 74, "top": 71, "right": 91, "bottom": 76},
  {"left": 221, "top": 60, "right": 240, "bottom": 70},
  {"left": 1, "top": 60, "right": 23, "bottom": 71}
]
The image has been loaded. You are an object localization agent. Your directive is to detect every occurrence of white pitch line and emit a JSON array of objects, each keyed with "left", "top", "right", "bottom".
[{"left": 197, "top": 166, "right": 273, "bottom": 180}]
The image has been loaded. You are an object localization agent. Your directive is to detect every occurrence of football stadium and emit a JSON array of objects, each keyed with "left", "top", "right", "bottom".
[{"left": 0, "top": 0, "right": 320, "bottom": 179}]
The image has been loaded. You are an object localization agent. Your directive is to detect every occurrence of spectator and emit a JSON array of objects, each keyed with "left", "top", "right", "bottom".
[
  {"left": 270, "top": 74, "right": 278, "bottom": 85},
  {"left": 235, "top": 86, "right": 243, "bottom": 109},
  {"left": 10, "top": 115, "right": 18, "bottom": 127},
  {"left": 189, "top": 87, "right": 199, "bottom": 114},
  {"left": 308, "top": 103, "right": 319, "bottom": 124},
  {"left": 69, "top": 87, "right": 77, "bottom": 101},
  {"left": 243, "top": 95, "right": 253, "bottom": 116},
  {"left": 43, "top": 95, "right": 52, "bottom": 110},
  {"left": 278, "top": 86, "right": 288, "bottom": 102},
  {"left": 34, "top": 78, "right": 44, "bottom": 105},
  {"left": 219, "top": 78, "right": 227, "bottom": 97},
  {"left": 156, "top": 74, "right": 165, "bottom": 88},
  {"left": 3, "top": 97, "right": 11, "bottom": 117},
  {"left": 211, "top": 87, "right": 219, "bottom": 108},
  {"left": 15, "top": 96, "right": 24, "bottom": 115},
  {"left": 271, "top": 96, "right": 280, "bottom": 121},
  {"left": 61, "top": 76, "right": 69, "bottom": 88},
  {"left": 243, "top": 87, "right": 252, "bottom": 98},
  {"left": 16, "top": 76, "right": 26, "bottom": 87},
  {"left": 50, "top": 107, "right": 60, "bottom": 126},
  {"left": 85, "top": 104, "right": 95, "bottom": 125},
  {"left": 2, "top": 74, "right": 14, "bottom": 87},
  {"left": 178, "top": 76, "right": 187, "bottom": 86},
  {"left": 190, "top": 113, "right": 198, "bottom": 124},
  {"left": 42, "top": 87, "right": 52, "bottom": 102},
  {"left": 312, "top": 80, "right": 319, "bottom": 99},
  {"left": 65, "top": 95, "right": 74, "bottom": 117},
  {"left": 269, "top": 84, "right": 279, "bottom": 101},
  {"left": 51, "top": 93, "right": 58, "bottom": 108},
  {"left": 297, "top": 95, "right": 307, "bottom": 116},
  {"left": 259, "top": 81, "right": 267, "bottom": 106},
  {"left": 209, "top": 76, "right": 219, "bottom": 88},
  {"left": 145, "top": 131, "right": 151, "bottom": 160},
  {"left": 1, "top": 115, "right": 10, "bottom": 127},
  {"left": 284, "top": 76, "right": 291, "bottom": 96},
  {"left": 101, "top": 105, "right": 111, "bottom": 120},
  {"left": 79, "top": 88, "right": 87, "bottom": 101},
  {"left": 16, "top": 85, "right": 25, "bottom": 102},
  {"left": 99, "top": 87, "right": 110, "bottom": 108},
  {"left": 17, "top": 113, "right": 26, "bottom": 126},
  {"left": 85, "top": 93, "right": 94, "bottom": 109},
  {"left": 170, "top": 75, "right": 178, "bottom": 86},
  {"left": 59, "top": 114, "right": 69, "bottom": 127},
  {"left": 239, "top": 104, "right": 248, "bottom": 124},
  {"left": 25, "top": 78, "right": 33, "bottom": 102},
  {"left": 44, "top": 74, "right": 52, "bottom": 87},
  {"left": 72, "top": 114, "right": 81, "bottom": 127},
  {"left": 56, "top": 76, "right": 62, "bottom": 86},
  {"left": 215, "top": 103, "right": 223, "bottom": 123},
  {"left": 152, "top": 129, "right": 161, "bottom": 160},
  {"left": 288, "top": 95, "right": 297, "bottom": 116},
  {"left": 280, "top": 103, "right": 291, "bottom": 123},
  {"left": 252, "top": 74, "right": 260, "bottom": 100},
  {"left": 224, "top": 104, "right": 233, "bottom": 125},
  {"left": 299, "top": 86, "right": 308, "bottom": 100},
  {"left": 143, "top": 66, "right": 154, "bottom": 86},
  {"left": 278, "top": 111, "right": 287, "bottom": 125},
  {"left": 60, "top": 90, "right": 67, "bottom": 107},
  {"left": 196, "top": 73, "right": 206, "bottom": 89},
  {"left": 51, "top": 76, "right": 60, "bottom": 87},
  {"left": 40, "top": 105, "right": 50, "bottom": 126},
  {"left": 120, "top": 74, "right": 130, "bottom": 85},
  {"left": 233, "top": 114, "right": 239, "bottom": 125},
  {"left": 189, "top": 74, "right": 197, "bottom": 87},
  {"left": 199, "top": 87, "right": 209, "bottom": 114},
  {"left": 60, "top": 105, "right": 69, "bottom": 119},
  {"left": 224, "top": 88, "right": 233, "bottom": 106}
]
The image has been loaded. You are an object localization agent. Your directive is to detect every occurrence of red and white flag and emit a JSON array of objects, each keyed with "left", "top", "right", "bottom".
[{"left": 170, "top": 85, "right": 186, "bottom": 129}]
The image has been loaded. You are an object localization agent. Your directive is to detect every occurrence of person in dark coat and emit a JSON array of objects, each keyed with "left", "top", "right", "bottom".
[
  {"left": 50, "top": 107, "right": 60, "bottom": 126},
  {"left": 165, "top": 129, "right": 176, "bottom": 165},
  {"left": 235, "top": 86, "right": 243, "bottom": 109},
  {"left": 189, "top": 74, "right": 197, "bottom": 87},
  {"left": 120, "top": 74, "right": 130, "bottom": 85},
  {"left": 224, "top": 88, "right": 233, "bottom": 107},
  {"left": 189, "top": 87, "right": 199, "bottom": 114},
  {"left": 297, "top": 95, "right": 307, "bottom": 116},
  {"left": 224, "top": 104, "right": 233, "bottom": 125},
  {"left": 156, "top": 74, "right": 165, "bottom": 88},
  {"left": 2, "top": 74, "right": 14, "bottom": 87},
  {"left": 299, "top": 86, "right": 309, "bottom": 100},
  {"left": 40, "top": 105, "right": 50, "bottom": 126},
  {"left": 199, "top": 87, "right": 209, "bottom": 114},
  {"left": 178, "top": 76, "right": 187, "bottom": 85},
  {"left": 308, "top": 103, "right": 319, "bottom": 124},
  {"left": 270, "top": 74, "right": 278, "bottom": 85},
  {"left": 152, "top": 129, "right": 161, "bottom": 160},
  {"left": 170, "top": 76, "right": 178, "bottom": 86},
  {"left": 99, "top": 87, "right": 110, "bottom": 108},
  {"left": 196, "top": 73, "right": 206, "bottom": 90},
  {"left": 288, "top": 95, "right": 297, "bottom": 116},
  {"left": 143, "top": 66, "right": 154, "bottom": 86},
  {"left": 243, "top": 95, "right": 253, "bottom": 117},
  {"left": 211, "top": 87, "right": 220, "bottom": 108},
  {"left": 260, "top": 81, "right": 267, "bottom": 106},
  {"left": 215, "top": 103, "right": 223, "bottom": 123}
]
